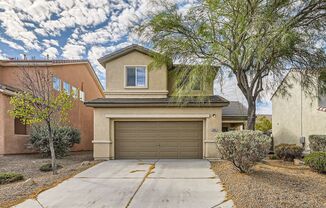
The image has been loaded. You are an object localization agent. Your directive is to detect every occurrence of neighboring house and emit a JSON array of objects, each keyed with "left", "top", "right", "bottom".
[
  {"left": 85, "top": 44, "right": 241, "bottom": 160},
  {"left": 0, "top": 59, "right": 104, "bottom": 155},
  {"left": 222, "top": 101, "right": 247, "bottom": 131},
  {"left": 272, "top": 71, "right": 326, "bottom": 149}
]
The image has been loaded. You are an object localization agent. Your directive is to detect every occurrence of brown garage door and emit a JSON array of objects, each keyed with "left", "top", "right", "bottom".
[{"left": 115, "top": 121, "right": 203, "bottom": 159}]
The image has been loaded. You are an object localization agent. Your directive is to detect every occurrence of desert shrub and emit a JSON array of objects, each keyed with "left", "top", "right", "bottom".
[
  {"left": 40, "top": 163, "right": 63, "bottom": 172},
  {"left": 304, "top": 152, "right": 326, "bottom": 173},
  {"left": 275, "top": 144, "right": 303, "bottom": 161},
  {"left": 0, "top": 172, "right": 24, "bottom": 184},
  {"left": 30, "top": 124, "right": 80, "bottom": 158},
  {"left": 269, "top": 155, "right": 278, "bottom": 160},
  {"left": 216, "top": 130, "right": 271, "bottom": 173},
  {"left": 309, "top": 135, "right": 326, "bottom": 152},
  {"left": 255, "top": 116, "right": 272, "bottom": 132}
]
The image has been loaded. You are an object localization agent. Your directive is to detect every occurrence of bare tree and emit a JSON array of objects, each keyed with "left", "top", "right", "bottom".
[{"left": 10, "top": 64, "right": 73, "bottom": 174}]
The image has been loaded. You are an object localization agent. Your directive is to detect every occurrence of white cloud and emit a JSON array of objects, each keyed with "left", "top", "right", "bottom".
[
  {"left": 42, "top": 47, "right": 58, "bottom": 58},
  {"left": 0, "top": 37, "right": 25, "bottom": 51},
  {"left": 256, "top": 102, "right": 272, "bottom": 115},
  {"left": 0, "top": 49, "right": 7, "bottom": 59},
  {"left": 0, "top": 1, "right": 41, "bottom": 50},
  {"left": 42, "top": 39, "right": 59, "bottom": 48},
  {"left": 62, "top": 44, "right": 85, "bottom": 59}
]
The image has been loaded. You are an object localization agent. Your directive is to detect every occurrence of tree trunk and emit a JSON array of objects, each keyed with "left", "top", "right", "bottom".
[
  {"left": 247, "top": 100, "right": 256, "bottom": 130},
  {"left": 47, "top": 122, "right": 57, "bottom": 175}
]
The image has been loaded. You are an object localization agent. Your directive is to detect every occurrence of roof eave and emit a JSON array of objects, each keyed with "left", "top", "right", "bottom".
[
  {"left": 98, "top": 44, "right": 156, "bottom": 66},
  {"left": 84, "top": 102, "right": 229, "bottom": 108}
]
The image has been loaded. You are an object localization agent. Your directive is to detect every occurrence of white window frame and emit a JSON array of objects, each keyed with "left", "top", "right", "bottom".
[
  {"left": 319, "top": 88, "right": 326, "bottom": 107},
  {"left": 63, "top": 81, "right": 70, "bottom": 94},
  {"left": 124, "top": 65, "right": 148, "bottom": 88},
  {"left": 318, "top": 71, "right": 326, "bottom": 107},
  {"left": 79, "top": 90, "right": 85, "bottom": 102},
  {"left": 71, "top": 86, "right": 78, "bottom": 99},
  {"left": 52, "top": 76, "right": 61, "bottom": 91}
]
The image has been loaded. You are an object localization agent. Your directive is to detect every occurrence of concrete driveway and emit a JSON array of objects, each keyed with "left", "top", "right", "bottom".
[{"left": 14, "top": 160, "right": 233, "bottom": 208}]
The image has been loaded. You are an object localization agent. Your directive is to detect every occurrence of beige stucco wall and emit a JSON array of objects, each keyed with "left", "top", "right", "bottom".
[
  {"left": 92, "top": 107, "right": 222, "bottom": 160},
  {"left": 272, "top": 72, "right": 326, "bottom": 149},
  {"left": 105, "top": 51, "right": 168, "bottom": 98}
]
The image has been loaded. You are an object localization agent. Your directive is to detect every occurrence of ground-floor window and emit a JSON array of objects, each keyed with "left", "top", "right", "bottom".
[{"left": 14, "top": 118, "right": 27, "bottom": 135}]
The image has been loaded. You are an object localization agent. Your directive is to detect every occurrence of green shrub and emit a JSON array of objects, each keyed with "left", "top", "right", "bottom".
[
  {"left": 275, "top": 144, "right": 303, "bottom": 161},
  {"left": 304, "top": 152, "right": 326, "bottom": 173},
  {"left": 40, "top": 163, "right": 63, "bottom": 172},
  {"left": 216, "top": 130, "right": 271, "bottom": 173},
  {"left": 269, "top": 155, "right": 278, "bottom": 160},
  {"left": 0, "top": 172, "right": 24, "bottom": 184},
  {"left": 309, "top": 135, "right": 326, "bottom": 152},
  {"left": 30, "top": 124, "right": 80, "bottom": 158}
]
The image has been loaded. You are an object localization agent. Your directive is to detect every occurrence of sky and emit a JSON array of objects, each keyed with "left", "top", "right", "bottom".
[{"left": 0, "top": 0, "right": 272, "bottom": 114}]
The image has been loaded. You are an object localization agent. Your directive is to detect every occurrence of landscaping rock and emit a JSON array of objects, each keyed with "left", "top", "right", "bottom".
[
  {"left": 23, "top": 178, "right": 35, "bottom": 186},
  {"left": 80, "top": 161, "right": 91, "bottom": 166},
  {"left": 211, "top": 160, "right": 326, "bottom": 208},
  {"left": 294, "top": 159, "right": 304, "bottom": 166},
  {"left": 0, "top": 152, "right": 98, "bottom": 207}
]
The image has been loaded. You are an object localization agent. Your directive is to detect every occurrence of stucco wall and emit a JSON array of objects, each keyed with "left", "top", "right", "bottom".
[
  {"left": 0, "top": 93, "right": 32, "bottom": 155},
  {"left": 0, "top": 63, "right": 103, "bottom": 154},
  {"left": 272, "top": 72, "right": 326, "bottom": 149},
  {"left": 92, "top": 107, "right": 222, "bottom": 160},
  {"left": 0, "top": 93, "right": 6, "bottom": 155},
  {"left": 105, "top": 51, "right": 168, "bottom": 98}
]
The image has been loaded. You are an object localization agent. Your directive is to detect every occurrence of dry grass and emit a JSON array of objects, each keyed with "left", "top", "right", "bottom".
[
  {"left": 211, "top": 160, "right": 326, "bottom": 208},
  {"left": 0, "top": 152, "right": 100, "bottom": 208}
]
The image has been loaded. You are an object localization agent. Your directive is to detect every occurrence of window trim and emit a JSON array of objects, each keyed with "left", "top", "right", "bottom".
[
  {"left": 191, "top": 80, "right": 202, "bottom": 91},
  {"left": 71, "top": 86, "right": 78, "bottom": 99},
  {"left": 14, "top": 118, "right": 27, "bottom": 135},
  {"left": 79, "top": 90, "right": 85, "bottom": 102},
  {"left": 318, "top": 71, "right": 326, "bottom": 107},
  {"left": 124, "top": 65, "right": 148, "bottom": 89},
  {"left": 63, "top": 81, "right": 71, "bottom": 94},
  {"left": 52, "top": 76, "right": 61, "bottom": 91}
]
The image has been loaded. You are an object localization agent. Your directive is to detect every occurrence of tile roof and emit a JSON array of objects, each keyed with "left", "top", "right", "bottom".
[
  {"left": 85, "top": 96, "right": 229, "bottom": 107},
  {"left": 222, "top": 101, "right": 248, "bottom": 117},
  {"left": 317, "top": 107, "right": 326, "bottom": 112}
]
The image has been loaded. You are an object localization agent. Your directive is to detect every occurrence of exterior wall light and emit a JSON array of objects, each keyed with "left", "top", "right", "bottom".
[{"left": 212, "top": 114, "right": 216, "bottom": 118}]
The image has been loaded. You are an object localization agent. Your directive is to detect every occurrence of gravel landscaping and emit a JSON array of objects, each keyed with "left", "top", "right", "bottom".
[
  {"left": 0, "top": 152, "right": 99, "bottom": 208},
  {"left": 211, "top": 160, "right": 326, "bottom": 208}
]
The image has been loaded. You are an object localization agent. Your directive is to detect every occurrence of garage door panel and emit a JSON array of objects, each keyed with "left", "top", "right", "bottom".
[
  {"left": 115, "top": 121, "right": 203, "bottom": 159},
  {"left": 117, "top": 152, "right": 159, "bottom": 159}
]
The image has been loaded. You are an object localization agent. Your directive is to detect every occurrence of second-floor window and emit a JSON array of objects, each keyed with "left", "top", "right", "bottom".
[
  {"left": 192, "top": 80, "right": 201, "bottom": 91},
  {"left": 63, "top": 81, "right": 70, "bottom": 94},
  {"left": 319, "top": 70, "right": 326, "bottom": 107},
  {"left": 53, "top": 76, "right": 61, "bottom": 91},
  {"left": 125, "top": 66, "right": 147, "bottom": 87},
  {"left": 72, "top": 86, "right": 78, "bottom": 99},
  {"left": 80, "top": 90, "right": 85, "bottom": 102}
]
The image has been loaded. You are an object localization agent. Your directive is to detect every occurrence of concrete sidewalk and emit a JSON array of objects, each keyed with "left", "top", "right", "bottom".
[{"left": 13, "top": 160, "right": 233, "bottom": 208}]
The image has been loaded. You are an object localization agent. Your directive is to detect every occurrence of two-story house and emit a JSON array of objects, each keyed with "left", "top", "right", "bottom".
[
  {"left": 0, "top": 59, "right": 104, "bottom": 155},
  {"left": 85, "top": 44, "right": 234, "bottom": 160},
  {"left": 272, "top": 70, "right": 326, "bottom": 150}
]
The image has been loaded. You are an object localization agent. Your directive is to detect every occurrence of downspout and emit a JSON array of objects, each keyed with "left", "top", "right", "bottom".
[{"left": 300, "top": 73, "right": 305, "bottom": 148}]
